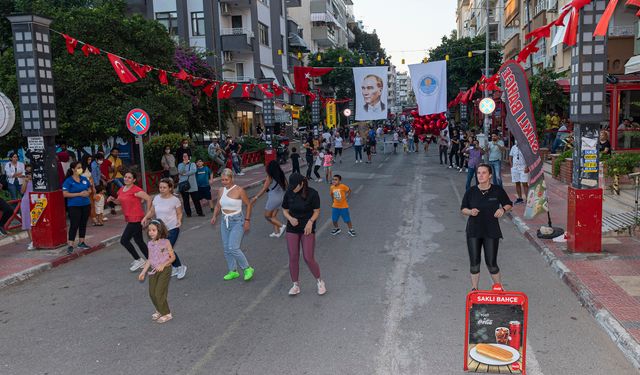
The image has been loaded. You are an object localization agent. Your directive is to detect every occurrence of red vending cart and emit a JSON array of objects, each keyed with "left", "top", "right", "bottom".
[{"left": 464, "top": 286, "right": 529, "bottom": 374}]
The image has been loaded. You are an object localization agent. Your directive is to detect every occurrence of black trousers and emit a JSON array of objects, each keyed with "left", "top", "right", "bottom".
[
  {"left": 292, "top": 160, "right": 300, "bottom": 175},
  {"left": 439, "top": 145, "right": 448, "bottom": 164},
  {"left": 0, "top": 198, "right": 13, "bottom": 229},
  {"left": 313, "top": 165, "right": 321, "bottom": 179},
  {"left": 68, "top": 205, "right": 90, "bottom": 241},
  {"left": 449, "top": 146, "right": 460, "bottom": 166},
  {"left": 466, "top": 237, "right": 500, "bottom": 275},
  {"left": 120, "top": 222, "right": 149, "bottom": 260},
  {"left": 180, "top": 190, "right": 203, "bottom": 216},
  {"left": 306, "top": 156, "right": 314, "bottom": 178}
]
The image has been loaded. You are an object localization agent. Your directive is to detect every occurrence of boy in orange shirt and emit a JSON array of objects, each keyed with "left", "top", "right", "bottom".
[{"left": 330, "top": 175, "right": 356, "bottom": 237}]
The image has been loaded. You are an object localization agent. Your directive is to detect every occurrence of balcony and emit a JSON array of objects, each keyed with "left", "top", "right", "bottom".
[
  {"left": 609, "top": 25, "right": 635, "bottom": 38},
  {"left": 220, "top": 0, "right": 251, "bottom": 11},
  {"left": 503, "top": 33, "right": 521, "bottom": 60},
  {"left": 285, "top": 0, "right": 301, "bottom": 7},
  {"left": 311, "top": 25, "right": 338, "bottom": 47},
  {"left": 221, "top": 28, "right": 253, "bottom": 52},
  {"left": 503, "top": 27, "right": 519, "bottom": 44},
  {"left": 310, "top": 0, "right": 328, "bottom": 13},
  {"left": 222, "top": 74, "right": 255, "bottom": 83},
  {"left": 534, "top": 0, "right": 549, "bottom": 16}
]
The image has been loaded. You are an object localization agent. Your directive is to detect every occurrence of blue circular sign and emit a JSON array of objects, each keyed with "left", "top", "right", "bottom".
[
  {"left": 126, "top": 108, "right": 150, "bottom": 136},
  {"left": 419, "top": 75, "right": 438, "bottom": 96}
]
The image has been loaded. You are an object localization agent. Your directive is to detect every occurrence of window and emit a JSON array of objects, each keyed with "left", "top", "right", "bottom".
[
  {"left": 258, "top": 0, "right": 270, "bottom": 6},
  {"left": 258, "top": 23, "right": 269, "bottom": 46},
  {"left": 191, "top": 12, "right": 205, "bottom": 36},
  {"left": 616, "top": 90, "right": 640, "bottom": 150},
  {"left": 156, "top": 12, "right": 178, "bottom": 36},
  {"left": 280, "top": 35, "right": 285, "bottom": 53},
  {"left": 235, "top": 63, "right": 244, "bottom": 80}
]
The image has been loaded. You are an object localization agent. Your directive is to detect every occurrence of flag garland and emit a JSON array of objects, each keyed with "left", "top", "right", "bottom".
[{"left": 53, "top": 30, "right": 297, "bottom": 102}]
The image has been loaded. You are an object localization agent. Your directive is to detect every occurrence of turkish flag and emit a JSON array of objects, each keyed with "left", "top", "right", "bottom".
[
  {"left": 107, "top": 53, "right": 138, "bottom": 84},
  {"left": 272, "top": 83, "right": 283, "bottom": 96},
  {"left": 62, "top": 34, "right": 78, "bottom": 54},
  {"left": 241, "top": 84, "right": 252, "bottom": 98},
  {"left": 191, "top": 78, "right": 207, "bottom": 87},
  {"left": 126, "top": 60, "right": 152, "bottom": 79},
  {"left": 257, "top": 83, "right": 274, "bottom": 98},
  {"left": 203, "top": 82, "right": 219, "bottom": 97},
  {"left": 293, "top": 66, "right": 333, "bottom": 94},
  {"left": 173, "top": 69, "right": 191, "bottom": 81},
  {"left": 594, "top": 0, "right": 618, "bottom": 37},
  {"left": 81, "top": 43, "right": 100, "bottom": 57},
  {"left": 282, "top": 85, "right": 293, "bottom": 96},
  {"left": 158, "top": 70, "right": 169, "bottom": 85},
  {"left": 218, "top": 82, "right": 238, "bottom": 99}
]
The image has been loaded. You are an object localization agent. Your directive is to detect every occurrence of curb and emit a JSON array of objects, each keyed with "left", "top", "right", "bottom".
[
  {"left": 507, "top": 212, "right": 640, "bottom": 369},
  {"left": 0, "top": 263, "right": 52, "bottom": 289}
]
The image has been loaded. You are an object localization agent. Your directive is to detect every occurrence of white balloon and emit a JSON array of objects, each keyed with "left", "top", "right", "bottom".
[{"left": 0, "top": 92, "right": 16, "bottom": 137}]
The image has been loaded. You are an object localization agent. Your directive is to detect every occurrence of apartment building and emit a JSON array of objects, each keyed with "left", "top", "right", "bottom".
[
  {"left": 126, "top": 0, "right": 301, "bottom": 136},
  {"left": 456, "top": 0, "right": 503, "bottom": 44},
  {"left": 287, "top": 0, "right": 354, "bottom": 53},
  {"left": 388, "top": 64, "right": 397, "bottom": 114},
  {"left": 396, "top": 71, "right": 411, "bottom": 109}
]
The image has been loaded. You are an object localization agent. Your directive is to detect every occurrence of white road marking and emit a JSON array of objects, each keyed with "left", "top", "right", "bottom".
[
  {"left": 354, "top": 185, "right": 364, "bottom": 194},
  {"left": 449, "top": 177, "right": 462, "bottom": 202},
  {"left": 367, "top": 173, "right": 375, "bottom": 179},
  {"left": 187, "top": 218, "right": 332, "bottom": 375},
  {"left": 377, "top": 163, "right": 384, "bottom": 169}
]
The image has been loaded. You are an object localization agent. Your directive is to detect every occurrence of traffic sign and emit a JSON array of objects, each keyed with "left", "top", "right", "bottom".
[
  {"left": 479, "top": 98, "right": 496, "bottom": 115},
  {"left": 126, "top": 108, "right": 150, "bottom": 136},
  {"left": 343, "top": 108, "right": 352, "bottom": 117}
]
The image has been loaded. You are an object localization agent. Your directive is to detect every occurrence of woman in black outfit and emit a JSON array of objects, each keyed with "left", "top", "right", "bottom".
[
  {"left": 460, "top": 164, "right": 513, "bottom": 290},
  {"left": 448, "top": 130, "right": 460, "bottom": 168}
]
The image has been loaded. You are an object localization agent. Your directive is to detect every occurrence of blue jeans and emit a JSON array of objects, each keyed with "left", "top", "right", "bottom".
[
  {"left": 7, "top": 180, "right": 20, "bottom": 200},
  {"left": 167, "top": 228, "right": 182, "bottom": 267},
  {"left": 489, "top": 160, "right": 502, "bottom": 187},
  {"left": 354, "top": 145, "right": 363, "bottom": 161},
  {"left": 231, "top": 154, "right": 242, "bottom": 174},
  {"left": 220, "top": 213, "right": 249, "bottom": 271},
  {"left": 465, "top": 166, "right": 478, "bottom": 191},
  {"left": 408, "top": 139, "right": 415, "bottom": 152}
]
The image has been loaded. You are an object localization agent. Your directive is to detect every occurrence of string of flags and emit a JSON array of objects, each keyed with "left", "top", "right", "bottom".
[{"left": 447, "top": 0, "right": 640, "bottom": 108}]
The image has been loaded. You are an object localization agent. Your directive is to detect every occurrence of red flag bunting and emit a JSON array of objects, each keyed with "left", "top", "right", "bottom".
[
  {"left": 257, "top": 83, "right": 274, "bottom": 98},
  {"left": 172, "top": 69, "right": 191, "bottom": 81},
  {"left": 126, "top": 60, "right": 151, "bottom": 79},
  {"left": 593, "top": 0, "right": 618, "bottom": 36},
  {"left": 202, "top": 82, "right": 218, "bottom": 97},
  {"left": 191, "top": 78, "right": 207, "bottom": 87},
  {"left": 158, "top": 70, "right": 168, "bottom": 85},
  {"left": 293, "top": 66, "right": 333, "bottom": 94},
  {"left": 62, "top": 34, "right": 78, "bottom": 54},
  {"left": 81, "top": 43, "right": 100, "bottom": 57},
  {"left": 241, "top": 84, "right": 255, "bottom": 98},
  {"left": 106, "top": 53, "right": 138, "bottom": 84},
  {"left": 272, "top": 83, "right": 283, "bottom": 96},
  {"left": 282, "top": 86, "right": 293, "bottom": 95},
  {"left": 218, "top": 82, "right": 238, "bottom": 99}
]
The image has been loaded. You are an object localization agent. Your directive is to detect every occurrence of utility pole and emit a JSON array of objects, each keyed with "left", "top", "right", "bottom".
[{"left": 484, "top": 0, "right": 491, "bottom": 137}]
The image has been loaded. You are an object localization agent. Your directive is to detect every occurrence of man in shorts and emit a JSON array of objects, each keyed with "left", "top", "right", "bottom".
[
  {"left": 330, "top": 175, "right": 356, "bottom": 237},
  {"left": 509, "top": 142, "right": 529, "bottom": 204},
  {"left": 195, "top": 159, "right": 213, "bottom": 211}
]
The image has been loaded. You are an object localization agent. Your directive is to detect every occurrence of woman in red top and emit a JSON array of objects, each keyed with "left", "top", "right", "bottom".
[{"left": 107, "top": 171, "right": 152, "bottom": 272}]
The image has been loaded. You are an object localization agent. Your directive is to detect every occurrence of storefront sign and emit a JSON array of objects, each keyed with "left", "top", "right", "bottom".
[
  {"left": 464, "top": 289, "right": 528, "bottom": 374},
  {"left": 573, "top": 124, "right": 599, "bottom": 189},
  {"left": 30, "top": 197, "right": 48, "bottom": 226},
  {"left": 326, "top": 101, "right": 337, "bottom": 129}
]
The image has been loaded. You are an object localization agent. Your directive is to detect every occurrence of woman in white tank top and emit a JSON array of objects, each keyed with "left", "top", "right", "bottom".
[{"left": 211, "top": 169, "right": 255, "bottom": 281}]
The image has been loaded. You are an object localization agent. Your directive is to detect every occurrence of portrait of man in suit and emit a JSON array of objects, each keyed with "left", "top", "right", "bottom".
[{"left": 361, "top": 74, "right": 386, "bottom": 113}]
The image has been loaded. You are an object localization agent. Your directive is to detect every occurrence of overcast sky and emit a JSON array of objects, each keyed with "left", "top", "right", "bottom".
[{"left": 353, "top": 0, "right": 457, "bottom": 72}]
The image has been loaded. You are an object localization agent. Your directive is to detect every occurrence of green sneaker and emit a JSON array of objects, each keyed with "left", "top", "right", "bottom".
[
  {"left": 223, "top": 271, "right": 240, "bottom": 280},
  {"left": 243, "top": 267, "right": 255, "bottom": 281}
]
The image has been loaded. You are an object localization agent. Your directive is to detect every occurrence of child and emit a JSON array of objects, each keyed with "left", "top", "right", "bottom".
[
  {"left": 402, "top": 135, "right": 409, "bottom": 153},
  {"left": 313, "top": 148, "right": 323, "bottom": 182},
  {"left": 290, "top": 147, "right": 300, "bottom": 175},
  {"left": 93, "top": 185, "right": 106, "bottom": 226},
  {"left": 195, "top": 159, "right": 213, "bottom": 211},
  {"left": 364, "top": 140, "right": 372, "bottom": 164},
  {"left": 323, "top": 150, "right": 334, "bottom": 183},
  {"left": 138, "top": 219, "right": 176, "bottom": 324},
  {"left": 330, "top": 175, "right": 356, "bottom": 237}
]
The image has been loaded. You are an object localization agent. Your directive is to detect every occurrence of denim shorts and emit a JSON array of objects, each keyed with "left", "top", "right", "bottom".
[{"left": 332, "top": 207, "right": 351, "bottom": 223}]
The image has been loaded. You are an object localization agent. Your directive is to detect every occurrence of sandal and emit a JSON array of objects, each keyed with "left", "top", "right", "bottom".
[
  {"left": 151, "top": 312, "right": 161, "bottom": 321},
  {"left": 156, "top": 314, "right": 173, "bottom": 324}
]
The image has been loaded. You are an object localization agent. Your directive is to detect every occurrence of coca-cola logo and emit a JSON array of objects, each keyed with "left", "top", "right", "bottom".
[{"left": 511, "top": 362, "right": 521, "bottom": 371}]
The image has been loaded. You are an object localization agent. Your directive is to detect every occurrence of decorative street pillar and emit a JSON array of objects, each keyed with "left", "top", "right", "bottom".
[
  {"left": 566, "top": 1, "right": 606, "bottom": 253},
  {"left": 311, "top": 91, "right": 321, "bottom": 137},
  {"left": 8, "top": 15, "right": 67, "bottom": 249},
  {"left": 260, "top": 78, "right": 276, "bottom": 166}
]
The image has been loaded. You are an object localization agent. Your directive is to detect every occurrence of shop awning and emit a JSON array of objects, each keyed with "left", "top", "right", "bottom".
[
  {"left": 288, "top": 32, "right": 309, "bottom": 51},
  {"left": 260, "top": 66, "right": 280, "bottom": 86},
  {"left": 625, "top": 55, "right": 640, "bottom": 75},
  {"left": 556, "top": 79, "right": 570, "bottom": 93},
  {"left": 283, "top": 75, "right": 294, "bottom": 90}
]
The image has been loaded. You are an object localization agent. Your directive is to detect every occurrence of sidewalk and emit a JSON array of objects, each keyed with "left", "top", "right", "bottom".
[
  {"left": 502, "top": 164, "right": 640, "bottom": 367},
  {"left": 0, "top": 157, "right": 301, "bottom": 290}
]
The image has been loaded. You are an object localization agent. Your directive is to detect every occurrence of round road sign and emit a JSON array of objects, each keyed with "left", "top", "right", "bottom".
[
  {"left": 343, "top": 108, "right": 352, "bottom": 117},
  {"left": 0, "top": 92, "right": 16, "bottom": 137},
  {"left": 479, "top": 98, "right": 496, "bottom": 115},
  {"left": 126, "top": 108, "right": 150, "bottom": 136}
]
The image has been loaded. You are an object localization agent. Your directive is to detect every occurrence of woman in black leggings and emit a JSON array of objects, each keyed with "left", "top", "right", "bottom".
[
  {"left": 460, "top": 164, "right": 512, "bottom": 290},
  {"left": 448, "top": 130, "right": 460, "bottom": 168},
  {"left": 62, "top": 161, "right": 93, "bottom": 254}
]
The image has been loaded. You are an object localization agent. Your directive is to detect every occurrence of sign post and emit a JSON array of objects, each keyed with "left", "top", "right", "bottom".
[
  {"left": 326, "top": 100, "right": 336, "bottom": 129},
  {"left": 126, "top": 108, "right": 150, "bottom": 192}
]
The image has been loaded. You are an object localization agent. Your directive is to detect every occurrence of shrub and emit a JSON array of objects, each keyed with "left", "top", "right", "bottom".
[
  {"left": 552, "top": 149, "right": 573, "bottom": 177},
  {"left": 144, "top": 133, "right": 187, "bottom": 171},
  {"left": 239, "top": 137, "right": 267, "bottom": 153},
  {"left": 604, "top": 152, "right": 640, "bottom": 177}
]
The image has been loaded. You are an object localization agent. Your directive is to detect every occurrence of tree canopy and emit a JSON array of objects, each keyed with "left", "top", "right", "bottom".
[{"left": 428, "top": 32, "right": 503, "bottom": 101}]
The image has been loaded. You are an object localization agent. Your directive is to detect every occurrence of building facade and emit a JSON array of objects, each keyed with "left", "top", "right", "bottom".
[
  {"left": 286, "top": 0, "right": 353, "bottom": 53},
  {"left": 396, "top": 71, "right": 413, "bottom": 109}
]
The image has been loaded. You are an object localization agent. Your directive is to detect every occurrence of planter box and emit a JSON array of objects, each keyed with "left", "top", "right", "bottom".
[{"left": 559, "top": 158, "right": 573, "bottom": 184}]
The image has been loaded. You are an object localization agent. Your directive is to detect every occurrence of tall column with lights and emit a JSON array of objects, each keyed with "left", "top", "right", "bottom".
[
  {"left": 566, "top": 1, "right": 607, "bottom": 253},
  {"left": 8, "top": 15, "right": 67, "bottom": 248}
]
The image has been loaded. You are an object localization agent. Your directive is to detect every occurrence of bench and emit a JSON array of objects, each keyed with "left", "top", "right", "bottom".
[{"left": 602, "top": 211, "right": 639, "bottom": 236}]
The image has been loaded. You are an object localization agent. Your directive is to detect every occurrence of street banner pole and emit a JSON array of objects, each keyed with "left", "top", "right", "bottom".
[
  {"left": 137, "top": 135, "right": 147, "bottom": 193},
  {"left": 126, "top": 108, "right": 150, "bottom": 192}
]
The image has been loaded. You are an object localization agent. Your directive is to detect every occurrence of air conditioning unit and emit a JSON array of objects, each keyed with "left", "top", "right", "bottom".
[
  {"left": 224, "top": 51, "right": 234, "bottom": 62},
  {"left": 221, "top": 3, "right": 231, "bottom": 15},
  {"left": 312, "top": 77, "right": 323, "bottom": 85}
]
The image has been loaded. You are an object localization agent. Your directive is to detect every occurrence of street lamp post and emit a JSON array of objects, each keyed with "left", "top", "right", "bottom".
[{"left": 483, "top": 0, "right": 491, "bottom": 137}]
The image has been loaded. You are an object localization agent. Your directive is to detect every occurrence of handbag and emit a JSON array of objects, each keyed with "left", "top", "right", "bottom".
[{"left": 178, "top": 163, "right": 191, "bottom": 192}]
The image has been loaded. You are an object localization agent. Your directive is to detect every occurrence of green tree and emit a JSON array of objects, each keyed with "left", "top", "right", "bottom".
[
  {"left": 428, "top": 32, "right": 503, "bottom": 101},
  {"left": 528, "top": 68, "right": 568, "bottom": 132},
  {"left": 349, "top": 27, "right": 388, "bottom": 62},
  {"left": 0, "top": 0, "right": 192, "bottom": 150},
  {"left": 309, "top": 48, "right": 361, "bottom": 99}
]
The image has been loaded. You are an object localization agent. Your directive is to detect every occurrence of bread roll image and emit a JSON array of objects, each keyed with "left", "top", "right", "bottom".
[{"left": 475, "top": 344, "right": 514, "bottom": 361}]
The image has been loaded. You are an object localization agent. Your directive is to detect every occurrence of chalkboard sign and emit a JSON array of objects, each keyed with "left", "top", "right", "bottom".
[{"left": 464, "top": 290, "right": 528, "bottom": 374}]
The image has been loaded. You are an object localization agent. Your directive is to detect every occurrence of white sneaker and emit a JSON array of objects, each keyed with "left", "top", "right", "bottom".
[
  {"left": 129, "top": 258, "right": 145, "bottom": 272},
  {"left": 269, "top": 232, "right": 278, "bottom": 237},
  {"left": 316, "top": 179, "right": 322, "bottom": 182},
  {"left": 288, "top": 283, "right": 300, "bottom": 296},
  {"left": 277, "top": 225, "right": 286, "bottom": 237},
  {"left": 317, "top": 280, "right": 327, "bottom": 295},
  {"left": 171, "top": 267, "right": 178, "bottom": 277},
  {"left": 177, "top": 265, "right": 187, "bottom": 280},
  {"left": 27, "top": 242, "right": 35, "bottom": 250},
  {"left": 237, "top": 172, "right": 245, "bottom": 176}
]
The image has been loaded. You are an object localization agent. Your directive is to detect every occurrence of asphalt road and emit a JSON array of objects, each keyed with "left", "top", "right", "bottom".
[{"left": 0, "top": 148, "right": 637, "bottom": 375}]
